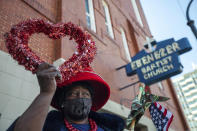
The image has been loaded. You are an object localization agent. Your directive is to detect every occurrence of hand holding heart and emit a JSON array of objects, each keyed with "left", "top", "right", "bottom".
[
  {"left": 36, "top": 62, "right": 62, "bottom": 94},
  {"left": 4, "top": 19, "right": 96, "bottom": 86}
]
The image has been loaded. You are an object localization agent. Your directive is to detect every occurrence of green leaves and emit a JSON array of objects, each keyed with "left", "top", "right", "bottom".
[{"left": 126, "top": 84, "right": 169, "bottom": 129}]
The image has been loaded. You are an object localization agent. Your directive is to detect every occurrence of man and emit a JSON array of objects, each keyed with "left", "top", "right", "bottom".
[{"left": 7, "top": 63, "right": 125, "bottom": 131}]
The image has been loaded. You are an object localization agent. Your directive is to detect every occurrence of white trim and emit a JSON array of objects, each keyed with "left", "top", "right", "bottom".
[
  {"left": 102, "top": 0, "right": 114, "bottom": 39},
  {"left": 131, "top": 0, "right": 143, "bottom": 27},
  {"left": 102, "top": 99, "right": 130, "bottom": 117},
  {"left": 158, "top": 82, "right": 163, "bottom": 90},
  {"left": 85, "top": 0, "right": 96, "bottom": 32},
  {"left": 120, "top": 28, "right": 131, "bottom": 62}
]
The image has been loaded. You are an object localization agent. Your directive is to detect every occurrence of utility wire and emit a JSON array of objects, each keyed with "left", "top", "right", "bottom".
[{"left": 176, "top": 0, "right": 187, "bottom": 20}]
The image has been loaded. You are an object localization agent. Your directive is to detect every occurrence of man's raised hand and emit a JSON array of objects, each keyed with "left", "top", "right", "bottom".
[{"left": 36, "top": 62, "right": 61, "bottom": 94}]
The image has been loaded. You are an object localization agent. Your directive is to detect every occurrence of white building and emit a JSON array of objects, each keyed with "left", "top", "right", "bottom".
[{"left": 172, "top": 69, "right": 197, "bottom": 130}]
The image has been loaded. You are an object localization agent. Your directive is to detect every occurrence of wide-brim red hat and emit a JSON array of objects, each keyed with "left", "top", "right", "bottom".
[{"left": 51, "top": 69, "right": 110, "bottom": 111}]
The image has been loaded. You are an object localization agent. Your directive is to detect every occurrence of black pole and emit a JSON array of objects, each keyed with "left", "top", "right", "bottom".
[
  {"left": 119, "top": 81, "right": 140, "bottom": 91},
  {"left": 116, "top": 65, "right": 126, "bottom": 70},
  {"left": 186, "top": 0, "right": 197, "bottom": 39},
  {"left": 187, "top": 20, "right": 197, "bottom": 39}
]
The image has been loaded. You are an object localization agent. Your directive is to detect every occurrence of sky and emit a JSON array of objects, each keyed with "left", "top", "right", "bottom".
[{"left": 140, "top": 0, "right": 197, "bottom": 79}]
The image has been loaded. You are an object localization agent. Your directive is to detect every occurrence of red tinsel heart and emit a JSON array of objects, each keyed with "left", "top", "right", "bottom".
[{"left": 4, "top": 19, "right": 96, "bottom": 85}]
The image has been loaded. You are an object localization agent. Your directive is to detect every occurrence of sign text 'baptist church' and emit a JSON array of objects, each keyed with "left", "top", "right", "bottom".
[{"left": 125, "top": 38, "right": 192, "bottom": 85}]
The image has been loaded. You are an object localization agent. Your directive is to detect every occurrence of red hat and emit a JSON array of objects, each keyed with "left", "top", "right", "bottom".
[{"left": 51, "top": 68, "right": 110, "bottom": 111}]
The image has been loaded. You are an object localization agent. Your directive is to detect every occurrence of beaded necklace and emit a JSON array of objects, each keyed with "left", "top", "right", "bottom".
[{"left": 64, "top": 118, "right": 97, "bottom": 131}]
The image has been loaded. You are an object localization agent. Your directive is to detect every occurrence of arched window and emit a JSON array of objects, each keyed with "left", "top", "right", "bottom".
[
  {"left": 120, "top": 28, "right": 131, "bottom": 62},
  {"left": 102, "top": 0, "right": 114, "bottom": 38},
  {"left": 85, "top": 0, "right": 96, "bottom": 32}
]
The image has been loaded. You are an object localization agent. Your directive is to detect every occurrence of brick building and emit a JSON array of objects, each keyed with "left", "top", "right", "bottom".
[{"left": 0, "top": 0, "right": 189, "bottom": 130}]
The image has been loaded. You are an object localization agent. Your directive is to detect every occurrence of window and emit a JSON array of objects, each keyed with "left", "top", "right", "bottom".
[
  {"left": 186, "top": 93, "right": 197, "bottom": 99},
  {"left": 85, "top": 0, "right": 96, "bottom": 32},
  {"left": 158, "top": 82, "right": 163, "bottom": 90},
  {"left": 131, "top": 0, "right": 143, "bottom": 27},
  {"left": 102, "top": 0, "right": 114, "bottom": 38},
  {"left": 120, "top": 28, "right": 131, "bottom": 62}
]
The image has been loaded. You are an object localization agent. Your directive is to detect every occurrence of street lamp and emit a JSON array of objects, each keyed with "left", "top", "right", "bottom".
[{"left": 186, "top": 0, "right": 197, "bottom": 39}]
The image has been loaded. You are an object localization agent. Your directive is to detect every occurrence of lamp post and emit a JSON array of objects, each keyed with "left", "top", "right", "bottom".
[{"left": 186, "top": 0, "right": 197, "bottom": 39}]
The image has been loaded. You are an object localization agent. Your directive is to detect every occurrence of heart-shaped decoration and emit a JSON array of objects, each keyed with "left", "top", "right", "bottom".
[{"left": 4, "top": 19, "right": 96, "bottom": 85}]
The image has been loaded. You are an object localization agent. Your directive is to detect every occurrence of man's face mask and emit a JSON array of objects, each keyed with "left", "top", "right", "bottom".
[{"left": 62, "top": 98, "right": 92, "bottom": 121}]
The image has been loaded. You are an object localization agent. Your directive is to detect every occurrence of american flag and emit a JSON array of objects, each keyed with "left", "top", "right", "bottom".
[{"left": 149, "top": 102, "right": 174, "bottom": 131}]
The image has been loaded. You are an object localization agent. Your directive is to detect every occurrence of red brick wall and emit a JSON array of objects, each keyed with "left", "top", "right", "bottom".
[
  {"left": 0, "top": 0, "right": 58, "bottom": 64},
  {"left": 0, "top": 0, "right": 189, "bottom": 130}
]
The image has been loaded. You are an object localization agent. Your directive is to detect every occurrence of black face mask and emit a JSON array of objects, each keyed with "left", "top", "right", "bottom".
[{"left": 62, "top": 98, "right": 92, "bottom": 121}]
